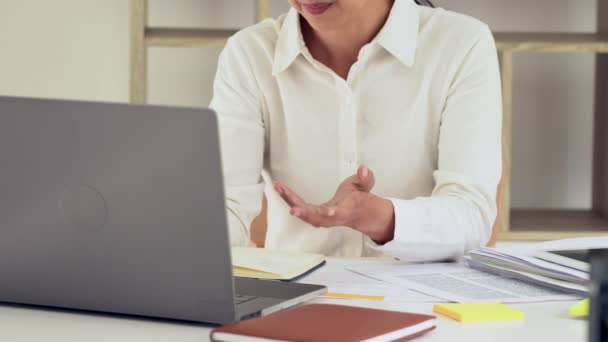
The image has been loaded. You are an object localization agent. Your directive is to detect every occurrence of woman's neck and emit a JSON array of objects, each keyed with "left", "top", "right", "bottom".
[{"left": 302, "top": 0, "right": 393, "bottom": 79}]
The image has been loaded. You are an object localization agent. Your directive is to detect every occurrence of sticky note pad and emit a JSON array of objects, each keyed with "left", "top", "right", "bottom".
[
  {"left": 433, "top": 303, "right": 525, "bottom": 322},
  {"left": 569, "top": 299, "right": 589, "bottom": 317}
]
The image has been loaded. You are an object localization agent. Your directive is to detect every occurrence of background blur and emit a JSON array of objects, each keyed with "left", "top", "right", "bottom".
[{"left": 0, "top": 0, "right": 599, "bottom": 211}]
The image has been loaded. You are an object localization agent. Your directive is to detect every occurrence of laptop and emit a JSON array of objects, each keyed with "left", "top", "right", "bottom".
[{"left": 0, "top": 96, "right": 326, "bottom": 325}]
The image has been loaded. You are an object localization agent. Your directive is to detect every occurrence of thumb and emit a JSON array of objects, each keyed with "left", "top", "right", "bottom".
[{"left": 357, "top": 165, "right": 375, "bottom": 192}]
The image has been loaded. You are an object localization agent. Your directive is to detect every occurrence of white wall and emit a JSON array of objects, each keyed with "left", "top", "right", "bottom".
[
  {"left": 0, "top": 0, "right": 129, "bottom": 102},
  {"left": 0, "top": 0, "right": 599, "bottom": 210}
]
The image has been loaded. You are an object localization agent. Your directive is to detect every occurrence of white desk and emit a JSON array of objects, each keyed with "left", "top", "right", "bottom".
[
  {"left": 0, "top": 295, "right": 586, "bottom": 341},
  {"left": 0, "top": 252, "right": 588, "bottom": 342}
]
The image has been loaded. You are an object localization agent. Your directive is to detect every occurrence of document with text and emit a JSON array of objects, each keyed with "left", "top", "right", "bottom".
[
  {"left": 349, "top": 263, "right": 582, "bottom": 303},
  {"left": 297, "top": 260, "right": 440, "bottom": 302}
]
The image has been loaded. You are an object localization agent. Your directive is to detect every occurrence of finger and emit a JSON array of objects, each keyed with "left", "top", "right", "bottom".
[
  {"left": 324, "top": 206, "right": 337, "bottom": 217},
  {"left": 315, "top": 204, "right": 337, "bottom": 217},
  {"left": 290, "top": 207, "right": 302, "bottom": 217},
  {"left": 329, "top": 190, "right": 372, "bottom": 228},
  {"left": 357, "top": 165, "right": 376, "bottom": 192},
  {"left": 301, "top": 207, "right": 327, "bottom": 228},
  {"left": 274, "top": 181, "right": 307, "bottom": 208},
  {"left": 323, "top": 206, "right": 350, "bottom": 226},
  {"left": 292, "top": 205, "right": 336, "bottom": 228}
]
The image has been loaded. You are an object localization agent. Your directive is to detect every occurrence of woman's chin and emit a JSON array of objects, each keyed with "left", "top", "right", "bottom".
[{"left": 301, "top": 12, "right": 341, "bottom": 30}]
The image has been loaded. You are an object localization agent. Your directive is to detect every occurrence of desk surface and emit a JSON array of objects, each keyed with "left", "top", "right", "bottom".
[
  {"left": 0, "top": 247, "right": 587, "bottom": 342},
  {"left": 0, "top": 297, "right": 586, "bottom": 342}
]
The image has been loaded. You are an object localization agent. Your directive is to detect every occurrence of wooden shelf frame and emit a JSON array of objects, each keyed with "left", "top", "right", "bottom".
[
  {"left": 146, "top": 28, "right": 238, "bottom": 48},
  {"left": 497, "top": 3, "right": 608, "bottom": 241},
  {"left": 129, "top": 0, "right": 269, "bottom": 103},
  {"left": 495, "top": 33, "right": 608, "bottom": 53},
  {"left": 140, "top": 29, "right": 608, "bottom": 51},
  {"left": 130, "top": 1, "right": 608, "bottom": 241}
]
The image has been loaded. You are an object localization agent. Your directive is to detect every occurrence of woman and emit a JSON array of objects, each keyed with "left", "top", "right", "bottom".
[{"left": 210, "top": 0, "right": 502, "bottom": 262}]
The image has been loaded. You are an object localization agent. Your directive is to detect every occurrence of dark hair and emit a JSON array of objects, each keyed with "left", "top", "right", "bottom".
[{"left": 414, "top": 0, "right": 435, "bottom": 7}]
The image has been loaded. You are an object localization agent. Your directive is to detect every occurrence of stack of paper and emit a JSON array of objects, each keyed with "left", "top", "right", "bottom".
[
  {"left": 464, "top": 247, "right": 590, "bottom": 296},
  {"left": 350, "top": 263, "right": 580, "bottom": 303},
  {"left": 467, "top": 248, "right": 588, "bottom": 282},
  {"left": 231, "top": 238, "right": 605, "bottom": 304}
]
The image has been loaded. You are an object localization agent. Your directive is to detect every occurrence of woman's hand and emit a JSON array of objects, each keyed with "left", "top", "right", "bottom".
[{"left": 274, "top": 165, "right": 395, "bottom": 244}]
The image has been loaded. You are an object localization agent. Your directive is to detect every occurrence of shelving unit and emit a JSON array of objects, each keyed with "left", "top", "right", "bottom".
[
  {"left": 130, "top": 1, "right": 608, "bottom": 242},
  {"left": 129, "top": 0, "right": 269, "bottom": 104},
  {"left": 496, "top": 24, "right": 608, "bottom": 240}
]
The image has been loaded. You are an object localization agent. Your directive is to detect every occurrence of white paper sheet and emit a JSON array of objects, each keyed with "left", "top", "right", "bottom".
[
  {"left": 297, "top": 261, "right": 440, "bottom": 302},
  {"left": 533, "top": 236, "right": 608, "bottom": 251},
  {"left": 500, "top": 236, "right": 608, "bottom": 254},
  {"left": 350, "top": 263, "right": 582, "bottom": 303}
]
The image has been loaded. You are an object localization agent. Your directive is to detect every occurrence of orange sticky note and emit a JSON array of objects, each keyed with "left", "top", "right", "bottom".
[{"left": 322, "top": 292, "right": 385, "bottom": 300}]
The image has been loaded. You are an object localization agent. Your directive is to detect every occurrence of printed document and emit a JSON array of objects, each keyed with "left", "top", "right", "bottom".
[
  {"left": 350, "top": 263, "right": 581, "bottom": 303},
  {"left": 297, "top": 259, "right": 439, "bottom": 302}
]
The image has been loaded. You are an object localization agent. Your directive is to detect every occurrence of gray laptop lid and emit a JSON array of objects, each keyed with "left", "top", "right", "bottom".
[{"left": 0, "top": 96, "right": 236, "bottom": 323}]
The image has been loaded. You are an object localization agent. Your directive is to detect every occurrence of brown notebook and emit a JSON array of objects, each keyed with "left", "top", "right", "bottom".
[{"left": 210, "top": 304, "right": 436, "bottom": 342}]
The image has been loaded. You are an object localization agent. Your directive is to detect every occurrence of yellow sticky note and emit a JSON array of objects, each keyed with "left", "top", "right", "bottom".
[
  {"left": 433, "top": 303, "right": 525, "bottom": 322},
  {"left": 569, "top": 299, "right": 589, "bottom": 317}
]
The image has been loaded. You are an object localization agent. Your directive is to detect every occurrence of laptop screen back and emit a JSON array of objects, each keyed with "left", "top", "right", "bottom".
[{"left": 0, "top": 96, "right": 236, "bottom": 323}]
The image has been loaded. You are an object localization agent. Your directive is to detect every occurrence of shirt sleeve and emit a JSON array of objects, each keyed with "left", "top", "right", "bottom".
[
  {"left": 367, "top": 25, "right": 503, "bottom": 262},
  {"left": 209, "top": 36, "right": 265, "bottom": 246}
]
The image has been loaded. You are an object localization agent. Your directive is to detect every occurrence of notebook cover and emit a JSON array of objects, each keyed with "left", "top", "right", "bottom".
[
  {"left": 210, "top": 304, "right": 436, "bottom": 342},
  {"left": 232, "top": 247, "right": 326, "bottom": 281}
]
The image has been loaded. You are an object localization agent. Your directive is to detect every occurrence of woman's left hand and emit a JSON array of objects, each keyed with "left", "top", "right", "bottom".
[{"left": 274, "top": 165, "right": 395, "bottom": 244}]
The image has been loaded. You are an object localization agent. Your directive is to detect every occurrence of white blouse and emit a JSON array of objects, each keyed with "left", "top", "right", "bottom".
[{"left": 210, "top": 0, "right": 502, "bottom": 262}]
